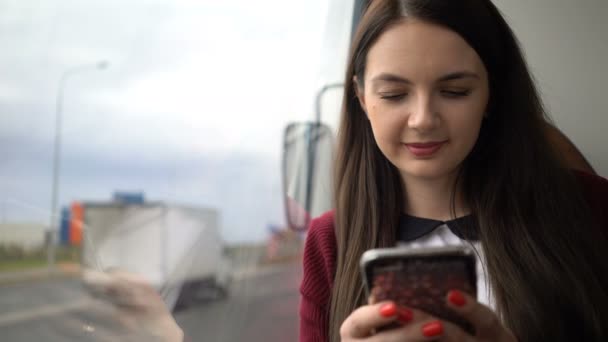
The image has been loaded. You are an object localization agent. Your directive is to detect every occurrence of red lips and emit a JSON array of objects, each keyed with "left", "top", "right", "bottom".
[{"left": 403, "top": 141, "right": 446, "bottom": 157}]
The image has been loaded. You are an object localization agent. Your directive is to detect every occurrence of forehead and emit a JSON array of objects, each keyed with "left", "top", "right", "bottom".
[{"left": 365, "top": 19, "right": 487, "bottom": 81}]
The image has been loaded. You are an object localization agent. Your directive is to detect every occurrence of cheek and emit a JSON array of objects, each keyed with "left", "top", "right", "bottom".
[
  {"left": 448, "top": 113, "right": 484, "bottom": 149},
  {"left": 367, "top": 105, "right": 404, "bottom": 146},
  {"left": 441, "top": 98, "right": 487, "bottom": 142}
]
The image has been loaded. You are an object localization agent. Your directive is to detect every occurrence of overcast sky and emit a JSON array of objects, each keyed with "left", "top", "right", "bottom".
[{"left": 0, "top": 0, "right": 329, "bottom": 243}]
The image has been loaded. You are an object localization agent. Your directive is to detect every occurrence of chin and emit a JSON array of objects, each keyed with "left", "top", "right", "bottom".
[{"left": 398, "top": 161, "right": 457, "bottom": 181}]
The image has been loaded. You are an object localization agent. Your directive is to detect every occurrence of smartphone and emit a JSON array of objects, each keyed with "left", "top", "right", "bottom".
[{"left": 360, "top": 245, "right": 477, "bottom": 334}]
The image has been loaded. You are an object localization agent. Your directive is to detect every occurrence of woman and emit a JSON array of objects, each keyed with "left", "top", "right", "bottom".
[{"left": 299, "top": 0, "right": 608, "bottom": 341}]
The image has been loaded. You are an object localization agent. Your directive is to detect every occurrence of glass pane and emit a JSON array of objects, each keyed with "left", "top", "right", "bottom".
[{"left": 0, "top": 0, "right": 339, "bottom": 340}]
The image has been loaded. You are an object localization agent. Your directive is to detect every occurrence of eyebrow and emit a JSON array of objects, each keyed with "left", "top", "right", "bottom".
[{"left": 371, "top": 71, "right": 480, "bottom": 84}]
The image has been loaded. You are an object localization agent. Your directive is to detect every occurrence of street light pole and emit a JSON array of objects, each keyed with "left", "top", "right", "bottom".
[{"left": 47, "top": 61, "right": 109, "bottom": 270}]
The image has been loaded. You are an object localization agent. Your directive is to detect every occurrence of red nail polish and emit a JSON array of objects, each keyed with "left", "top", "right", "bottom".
[
  {"left": 422, "top": 321, "right": 443, "bottom": 337},
  {"left": 379, "top": 303, "right": 397, "bottom": 317},
  {"left": 397, "top": 307, "right": 413, "bottom": 323},
  {"left": 448, "top": 290, "right": 466, "bottom": 307}
]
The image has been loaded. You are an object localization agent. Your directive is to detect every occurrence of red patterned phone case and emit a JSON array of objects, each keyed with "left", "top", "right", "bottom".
[{"left": 361, "top": 246, "right": 477, "bottom": 334}]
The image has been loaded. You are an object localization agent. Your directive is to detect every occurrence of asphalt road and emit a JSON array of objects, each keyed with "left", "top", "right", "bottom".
[{"left": 0, "top": 262, "right": 302, "bottom": 341}]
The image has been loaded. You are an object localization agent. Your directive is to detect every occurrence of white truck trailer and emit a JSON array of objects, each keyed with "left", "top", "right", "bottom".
[{"left": 81, "top": 202, "right": 231, "bottom": 311}]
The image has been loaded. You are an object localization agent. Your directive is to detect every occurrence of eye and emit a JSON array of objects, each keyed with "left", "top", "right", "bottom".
[
  {"left": 379, "top": 93, "right": 408, "bottom": 101},
  {"left": 441, "top": 89, "right": 471, "bottom": 98}
]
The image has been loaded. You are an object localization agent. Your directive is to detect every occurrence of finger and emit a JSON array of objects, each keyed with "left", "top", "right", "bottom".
[
  {"left": 83, "top": 269, "right": 156, "bottom": 309},
  {"left": 365, "top": 323, "right": 431, "bottom": 342},
  {"left": 107, "top": 269, "right": 151, "bottom": 287},
  {"left": 82, "top": 269, "right": 114, "bottom": 291},
  {"left": 437, "top": 320, "right": 476, "bottom": 342},
  {"left": 395, "top": 318, "right": 449, "bottom": 341},
  {"left": 368, "top": 293, "right": 376, "bottom": 305},
  {"left": 445, "top": 289, "right": 505, "bottom": 337},
  {"left": 369, "top": 286, "right": 381, "bottom": 304},
  {"left": 366, "top": 313, "right": 471, "bottom": 342},
  {"left": 83, "top": 270, "right": 130, "bottom": 306},
  {"left": 340, "top": 301, "right": 412, "bottom": 338}
]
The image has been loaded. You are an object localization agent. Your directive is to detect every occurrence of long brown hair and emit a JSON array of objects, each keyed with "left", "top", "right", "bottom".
[{"left": 329, "top": 0, "right": 608, "bottom": 341}]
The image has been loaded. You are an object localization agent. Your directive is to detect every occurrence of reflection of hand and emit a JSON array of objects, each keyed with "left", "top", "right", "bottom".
[
  {"left": 83, "top": 269, "right": 184, "bottom": 342},
  {"left": 340, "top": 290, "right": 517, "bottom": 342}
]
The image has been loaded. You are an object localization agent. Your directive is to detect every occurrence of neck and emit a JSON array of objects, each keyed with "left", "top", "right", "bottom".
[{"left": 402, "top": 171, "right": 469, "bottom": 221}]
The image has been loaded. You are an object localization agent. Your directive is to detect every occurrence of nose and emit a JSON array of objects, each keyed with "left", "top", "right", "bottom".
[{"left": 408, "top": 93, "right": 439, "bottom": 132}]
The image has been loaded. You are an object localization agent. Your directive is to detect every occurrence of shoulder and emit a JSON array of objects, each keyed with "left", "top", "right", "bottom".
[
  {"left": 573, "top": 170, "right": 608, "bottom": 229},
  {"left": 573, "top": 170, "right": 608, "bottom": 203},
  {"left": 573, "top": 170, "right": 608, "bottom": 192},
  {"left": 300, "top": 210, "right": 337, "bottom": 306},
  {"left": 306, "top": 210, "right": 337, "bottom": 249}
]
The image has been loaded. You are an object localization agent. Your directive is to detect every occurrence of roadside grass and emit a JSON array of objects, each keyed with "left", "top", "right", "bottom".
[{"left": 0, "top": 245, "right": 81, "bottom": 273}]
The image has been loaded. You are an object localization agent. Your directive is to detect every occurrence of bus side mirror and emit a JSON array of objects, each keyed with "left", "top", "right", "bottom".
[{"left": 281, "top": 122, "right": 333, "bottom": 231}]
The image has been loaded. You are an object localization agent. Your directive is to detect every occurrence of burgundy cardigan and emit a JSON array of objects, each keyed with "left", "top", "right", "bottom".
[{"left": 298, "top": 171, "right": 608, "bottom": 342}]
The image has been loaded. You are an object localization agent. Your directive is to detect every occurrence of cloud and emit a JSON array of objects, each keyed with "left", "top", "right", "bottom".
[
  {"left": 0, "top": 83, "right": 27, "bottom": 102},
  {"left": 0, "top": 0, "right": 328, "bottom": 242},
  {"left": 0, "top": 134, "right": 284, "bottom": 242},
  {"left": 0, "top": 0, "right": 326, "bottom": 154}
]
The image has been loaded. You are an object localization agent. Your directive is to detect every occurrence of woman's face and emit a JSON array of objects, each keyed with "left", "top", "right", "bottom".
[{"left": 357, "top": 19, "right": 489, "bottom": 182}]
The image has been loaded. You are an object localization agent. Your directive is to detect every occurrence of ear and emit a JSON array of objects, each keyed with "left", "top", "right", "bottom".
[{"left": 353, "top": 76, "right": 368, "bottom": 114}]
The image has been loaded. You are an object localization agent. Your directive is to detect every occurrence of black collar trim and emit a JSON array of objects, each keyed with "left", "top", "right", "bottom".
[{"left": 397, "top": 213, "right": 479, "bottom": 241}]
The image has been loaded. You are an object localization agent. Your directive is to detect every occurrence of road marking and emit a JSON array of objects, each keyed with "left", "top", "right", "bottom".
[
  {"left": 0, "top": 264, "right": 300, "bottom": 327},
  {"left": 0, "top": 298, "right": 94, "bottom": 327},
  {"left": 232, "top": 264, "right": 294, "bottom": 280}
]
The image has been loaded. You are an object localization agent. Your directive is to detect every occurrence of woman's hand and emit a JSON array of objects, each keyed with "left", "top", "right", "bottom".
[
  {"left": 340, "top": 290, "right": 517, "bottom": 341},
  {"left": 83, "top": 269, "right": 184, "bottom": 342}
]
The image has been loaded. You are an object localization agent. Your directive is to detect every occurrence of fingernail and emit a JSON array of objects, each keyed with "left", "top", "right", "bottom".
[
  {"left": 397, "top": 307, "right": 413, "bottom": 323},
  {"left": 379, "top": 302, "right": 397, "bottom": 317},
  {"left": 448, "top": 289, "right": 466, "bottom": 307},
  {"left": 422, "top": 321, "right": 443, "bottom": 337}
]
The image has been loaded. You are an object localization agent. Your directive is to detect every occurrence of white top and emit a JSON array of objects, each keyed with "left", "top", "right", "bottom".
[{"left": 396, "top": 224, "right": 496, "bottom": 310}]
